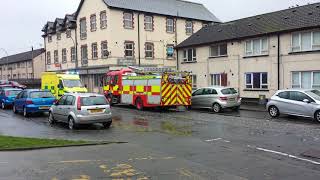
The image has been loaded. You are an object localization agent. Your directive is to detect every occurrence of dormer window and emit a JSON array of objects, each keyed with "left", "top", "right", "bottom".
[{"left": 48, "top": 35, "right": 52, "bottom": 43}]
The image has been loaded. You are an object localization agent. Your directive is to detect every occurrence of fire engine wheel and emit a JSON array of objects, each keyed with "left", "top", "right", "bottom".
[{"left": 135, "top": 98, "right": 144, "bottom": 111}]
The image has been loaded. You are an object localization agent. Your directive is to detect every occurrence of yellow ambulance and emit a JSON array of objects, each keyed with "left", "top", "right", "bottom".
[{"left": 41, "top": 72, "right": 88, "bottom": 98}]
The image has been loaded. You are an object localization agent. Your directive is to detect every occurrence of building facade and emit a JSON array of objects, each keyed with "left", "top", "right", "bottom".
[
  {"left": 0, "top": 48, "right": 45, "bottom": 81},
  {"left": 42, "top": 0, "right": 220, "bottom": 92},
  {"left": 176, "top": 3, "right": 320, "bottom": 99}
]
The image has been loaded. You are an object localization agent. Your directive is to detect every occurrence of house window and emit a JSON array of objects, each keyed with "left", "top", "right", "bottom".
[
  {"left": 57, "top": 33, "right": 61, "bottom": 40},
  {"left": 48, "top": 35, "right": 52, "bottom": 43},
  {"left": 21, "top": 62, "right": 25, "bottom": 68},
  {"left": 210, "top": 44, "right": 227, "bottom": 57},
  {"left": 81, "top": 45, "right": 88, "bottom": 65},
  {"left": 100, "top": 11, "right": 107, "bottom": 29},
  {"left": 292, "top": 71, "right": 320, "bottom": 89},
  {"left": 91, "top": 43, "right": 98, "bottom": 59},
  {"left": 292, "top": 31, "right": 320, "bottom": 52},
  {"left": 166, "top": 18, "right": 174, "bottom": 33},
  {"left": 145, "top": 43, "right": 154, "bottom": 59},
  {"left": 54, "top": 50, "right": 59, "bottom": 63},
  {"left": 90, "top": 14, "right": 97, "bottom": 31},
  {"left": 62, "top": 48, "right": 67, "bottom": 63},
  {"left": 17, "top": 63, "right": 20, "bottom": 68},
  {"left": 70, "top": 47, "right": 76, "bottom": 62},
  {"left": 191, "top": 75, "right": 197, "bottom": 89},
  {"left": 28, "top": 61, "right": 32, "bottom": 68},
  {"left": 144, "top": 15, "right": 153, "bottom": 31},
  {"left": 210, "top": 73, "right": 228, "bottom": 86},
  {"left": 80, "top": 18, "right": 87, "bottom": 39},
  {"left": 124, "top": 13, "right": 133, "bottom": 29},
  {"left": 47, "top": 51, "right": 51, "bottom": 65},
  {"left": 182, "top": 48, "right": 196, "bottom": 62},
  {"left": 101, "top": 41, "right": 108, "bottom": 58},
  {"left": 186, "top": 21, "right": 193, "bottom": 35},
  {"left": 66, "top": 30, "right": 71, "bottom": 38},
  {"left": 245, "top": 72, "right": 268, "bottom": 89},
  {"left": 125, "top": 42, "right": 134, "bottom": 58},
  {"left": 245, "top": 38, "right": 268, "bottom": 56},
  {"left": 166, "top": 45, "right": 174, "bottom": 58}
]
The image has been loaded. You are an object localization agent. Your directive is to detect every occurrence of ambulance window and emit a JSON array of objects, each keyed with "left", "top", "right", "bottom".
[
  {"left": 114, "top": 76, "right": 119, "bottom": 84},
  {"left": 58, "top": 80, "right": 64, "bottom": 89}
]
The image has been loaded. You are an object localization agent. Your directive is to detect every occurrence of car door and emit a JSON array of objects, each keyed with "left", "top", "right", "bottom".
[
  {"left": 191, "top": 89, "right": 204, "bottom": 108},
  {"left": 62, "top": 95, "right": 75, "bottom": 122},
  {"left": 199, "top": 88, "right": 217, "bottom": 108},
  {"left": 17, "top": 91, "right": 27, "bottom": 111},
  {"left": 0, "top": 90, "right": 4, "bottom": 104},
  {"left": 275, "top": 91, "right": 291, "bottom": 115},
  {"left": 288, "top": 91, "right": 315, "bottom": 117},
  {"left": 54, "top": 95, "right": 67, "bottom": 121}
]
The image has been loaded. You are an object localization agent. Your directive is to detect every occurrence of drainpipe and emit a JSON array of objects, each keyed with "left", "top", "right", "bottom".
[
  {"left": 31, "top": 46, "right": 35, "bottom": 79},
  {"left": 44, "top": 37, "right": 47, "bottom": 72},
  {"left": 277, "top": 34, "right": 280, "bottom": 90},
  {"left": 75, "top": 26, "right": 79, "bottom": 70},
  {"left": 175, "top": 16, "right": 178, "bottom": 70},
  {"left": 137, "top": 13, "right": 141, "bottom": 67}
]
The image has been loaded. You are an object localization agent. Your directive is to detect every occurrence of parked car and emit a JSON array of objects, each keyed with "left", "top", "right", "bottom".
[
  {"left": 0, "top": 80, "right": 26, "bottom": 89},
  {"left": 0, "top": 88, "right": 22, "bottom": 109},
  {"left": 48, "top": 93, "right": 112, "bottom": 130},
  {"left": 13, "top": 89, "right": 56, "bottom": 117},
  {"left": 191, "top": 86, "right": 241, "bottom": 113},
  {"left": 267, "top": 89, "right": 320, "bottom": 122}
]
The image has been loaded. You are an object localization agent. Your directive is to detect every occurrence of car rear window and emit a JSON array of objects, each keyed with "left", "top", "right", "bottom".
[
  {"left": 6, "top": 90, "right": 21, "bottom": 96},
  {"left": 30, "top": 91, "right": 55, "bottom": 98},
  {"left": 81, "top": 96, "right": 108, "bottom": 106},
  {"left": 221, "top": 88, "right": 238, "bottom": 95},
  {"left": 306, "top": 90, "right": 320, "bottom": 101}
]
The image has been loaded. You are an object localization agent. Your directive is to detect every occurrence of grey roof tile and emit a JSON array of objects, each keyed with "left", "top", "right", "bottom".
[{"left": 0, "top": 49, "right": 45, "bottom": 65}]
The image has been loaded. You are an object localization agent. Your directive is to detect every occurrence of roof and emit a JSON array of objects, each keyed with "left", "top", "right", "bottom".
[
  {"left": 0, "top": 48, "right": 45, "bottom": 65},
  {"left": 176, "top": 3, "right": 320, "bottom": 48},
  {"left": 75, "top": 0, "right": 220, "bottom": 22}
]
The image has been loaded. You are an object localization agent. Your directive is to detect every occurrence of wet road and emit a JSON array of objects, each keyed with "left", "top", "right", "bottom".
[{"left": 0, "top": 106, "right": 320, "bottom": 179}]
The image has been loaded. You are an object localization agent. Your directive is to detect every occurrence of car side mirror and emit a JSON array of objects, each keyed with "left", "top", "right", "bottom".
[{"left": 303, "top": 99, "right": 310, "bottom": 103}]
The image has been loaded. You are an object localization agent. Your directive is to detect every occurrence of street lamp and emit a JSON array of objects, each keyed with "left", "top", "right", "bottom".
[{"left": 0, "top": 48, "right": 9, "bottom": 80}]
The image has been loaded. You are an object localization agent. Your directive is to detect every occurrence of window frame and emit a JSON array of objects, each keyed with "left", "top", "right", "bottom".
[
  {"left": 56, "top": 33, "right": 61, "bottom": 40},
  {"left": 48, "top": 35, "right": 52, "bottom": 43},
  {"left": 124, "top": 41, "right": 134, "bottom": 58},
  {"left": 291, "top": 71, "right": 320, "bottom": 89},
  {"left": 100, "top": 11, "right": 107, "bottom": 29},
  {"left": 80, "top": 17, "right": 87, "bottom": 40},
  {"left": 182, "top": 48, "right": 197, "bottom": 62},
  {"left": 91, "top": 43, "right": 98, "bottom": 60},
  {"left": 81, "top": 45, "right": 88, "bottom": 62},
  {"left": 66, "top": 29, "right": 71, "bottom": 38},
  {"left": 101, "top": 41, "right": 108, "bottom": 59},
  {"left": 166, "top": 44, "right": 174, "bottom": 59},
  {"left": 245, "top": 72, "right": 268, "bottom": 90},
  {"left": 209, "top": 44, "right": 228, "bottom": 57},
  {"left": 166, "top": 18, "right": 174, "bottom": 33},
  {"left": 185, "top": 20, "right": 193, "bottom": 35},
  {"left": 46, "top": 51, "right": 51, "bottom": 65},
  {"left": 144, "top": 15, "right": 153, "bottom": 31},
  {"left": 62, "top": 48, "right": 67, "bottom": 63},
  {"left": 191, "top": 75, "right": 197, "bottom": 89},
  {"left": 70, "top": 47, "right": 76, "bottom": 62},
  {"left": 54, "top": 50, "right": 59, "bottom": 64},
  {"left": 123, "top": 12, "right": 133, "bottom": 29},
  {"left": 145, "top": 42, "right": 154, "bottom": 59},
  {"left": 291, "top": 31, "right": 320, "bottom": 52},
  {"left": 90, "top": 14, "right": 97, "bottom": 32},
  {"left": 245, "top": 38, "right": 269, "bottom": 56}
]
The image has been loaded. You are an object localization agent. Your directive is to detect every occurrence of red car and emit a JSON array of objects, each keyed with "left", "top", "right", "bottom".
[{"left": 0, "top": 80, "right": 26, "bottom": 89}]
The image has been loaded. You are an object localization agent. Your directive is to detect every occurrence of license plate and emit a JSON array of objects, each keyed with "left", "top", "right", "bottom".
[
  {"left": 39, "top": 106, "right": 50, "bottom": 110},
  {"left": 90, "top": 109, "right": 103, "bottom": 113}
]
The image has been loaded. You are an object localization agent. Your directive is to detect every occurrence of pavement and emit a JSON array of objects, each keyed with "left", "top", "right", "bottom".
[{"left": 0, "top": 106, "right": 320, "bottom": 180}]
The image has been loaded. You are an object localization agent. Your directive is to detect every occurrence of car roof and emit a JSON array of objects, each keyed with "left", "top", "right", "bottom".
[
  {"left": 65, "top": 93, "right": 104, "bottom": 97},
  {"left": 277, "top": 89, "right": 316, "bottom": 93},
  {"left": 3, "top": 88, "right": 22, "bottom": 91},
  {"left": 25, "top": 89, "right": 50, "bottom": 92},
  {"left": 200, "top": 86, "right": 234, "bottom": 90}
]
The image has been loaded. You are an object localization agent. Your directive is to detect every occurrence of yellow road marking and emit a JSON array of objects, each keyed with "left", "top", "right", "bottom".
[{"left": 99, "top": 165, "right": 108, "bottom": 169}]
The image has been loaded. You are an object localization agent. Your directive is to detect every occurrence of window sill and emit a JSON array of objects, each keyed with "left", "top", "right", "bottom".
[
  {"left": 145, "top": 57, "right": 154, "bottom": 60},
  {"left": 166, "top": 57, "right": 175, "bottom": 60},
  {"left": 243, "top": 89, "right": 269, "bottom": 92},
  {"left": 243, "top": 54, "right": 269, "bottom": 59},
  {"left": 166, "top": 31, "right": 175, "bottom": 34},
  {"left": 289, "top": 49, "right": 320, "bottom": 55},
  {"left": 181, "top": 61, "right": 197, "bottom": 64},
  {"left": 124, "top": 27, "right": 134, "bottom": 30},
  {"left": 209, "top": 55, "right": 228, "bottom": 59}
]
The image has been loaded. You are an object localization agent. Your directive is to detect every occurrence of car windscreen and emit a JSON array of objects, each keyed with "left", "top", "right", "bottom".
[
  {"left": 5, "top": 90, "right": 21, "bottom": 96},
  {"left": 221, "top": 88, "right": 238, "bottom": 95},
  {"left": 81, "top": 96, "right": 108, "bottom": 106},
  {"left": 306, "top": 90, "right": 320, "bottom": 101},
  {"left": 30, "top": 91, "right": 55, "bottom": 99},
  {"left": 63, "top": 79, "right": 83, "bottom": 88}
]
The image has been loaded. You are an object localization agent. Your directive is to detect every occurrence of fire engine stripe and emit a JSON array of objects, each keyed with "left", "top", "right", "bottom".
[
  {"left": 162, "top": 84, "right": 171, "bottom": 97},
  {"left": 165, "top": 86, "right": 177, "bottom": 105},
  {"left": 178, "top": 86, "right": 188, "bottom": 98},
  {"left": 183, "top": 85, "right": 192, "bottom": 97}
]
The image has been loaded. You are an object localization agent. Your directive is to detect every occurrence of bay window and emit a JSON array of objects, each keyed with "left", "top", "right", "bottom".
[{"left": 245, "top": 72, "right": 268, "bottom": 89}]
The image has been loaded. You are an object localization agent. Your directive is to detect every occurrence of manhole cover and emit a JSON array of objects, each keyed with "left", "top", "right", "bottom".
[{"left": 301, "top": 149, "right": 320, "bottom": 159}]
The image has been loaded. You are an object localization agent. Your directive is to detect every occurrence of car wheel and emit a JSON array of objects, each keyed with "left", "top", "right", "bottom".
[
  {"left": 48, "top": 112, "right": 56, "bottom": 125},
  {"left": 68, "top": 117, "right": 76, "bottom": 130},
  {"left": 23, "top": 107, "right": 29, "bottom": 117},
  {"left": 212, "top": 103, "right": 221, "bottom": 113},
  {"left": 102, "top": 121, "right": 112, "bottom": 129},
  {"left": 314, "top": 111, "right": 320, "bottom": 123},
  {"left": 269, "top": 106, "right": 280, "bottom": 118},
  {"left": 1, "top": 102, "right": 5, "bottom": 109},
  {"left": 13, "top": 105, "right": 17, "bottom": 114},
  {"left": 135, "top": 98, "right": 144, "bottom": 111}
]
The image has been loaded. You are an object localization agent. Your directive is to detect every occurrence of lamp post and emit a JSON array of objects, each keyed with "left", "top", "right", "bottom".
[{"left": 0, "top": 48, "right": 9, "bottom": 80}]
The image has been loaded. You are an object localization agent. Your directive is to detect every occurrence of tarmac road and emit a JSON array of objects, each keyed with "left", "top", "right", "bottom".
[{"left": 0, "top": 106, "right": 320, "bottom": 180}]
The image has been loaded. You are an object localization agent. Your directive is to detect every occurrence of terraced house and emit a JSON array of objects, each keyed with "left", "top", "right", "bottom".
[
  {"left": 176, "top": 3, "right": 320, "bottom": 100},
  {"left": 42, "top": 0, "right": 220, "bottom": 92}
]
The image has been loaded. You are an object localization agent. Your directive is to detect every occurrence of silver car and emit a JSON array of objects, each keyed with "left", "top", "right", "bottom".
[
  {"left": 191, "top": 87, "right": 241, "bottom": 113},
  {"left": 267, "top": 89, "right": 320, "bottom": 122},
  {"left": 48, "top": 93, "right": 112, "bottom": 130}
]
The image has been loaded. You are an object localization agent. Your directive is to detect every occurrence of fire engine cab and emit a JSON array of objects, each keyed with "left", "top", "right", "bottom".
[{"left": 103, "top": 67, "right": 192, "bottom": 110}]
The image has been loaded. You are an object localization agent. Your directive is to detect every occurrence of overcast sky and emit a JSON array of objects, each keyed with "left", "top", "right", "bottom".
[{"left": 0, "top": 0, "right": 319, "bottom": 56}]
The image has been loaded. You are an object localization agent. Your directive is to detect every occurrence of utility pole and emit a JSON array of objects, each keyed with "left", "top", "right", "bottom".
[{"left": 0, "top": 48, "right": 9, "bottom": 80}]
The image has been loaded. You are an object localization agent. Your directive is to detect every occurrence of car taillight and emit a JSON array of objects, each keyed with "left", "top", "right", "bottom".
[
  {"left": 77, "top": 96, "right": 81, "bottom": 110},
  {"left": 237, "top": 96, "right": 241, "bottom": 100},
  {"left": 220, "top": 97, "right": 228, "bottom": 101},
  {"left": 26, "top": 100, "right": 33, "bottom": 104}
]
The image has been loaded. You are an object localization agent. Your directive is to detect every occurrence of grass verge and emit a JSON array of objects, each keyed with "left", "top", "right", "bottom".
[{"left": 0, "top": 135, "right": 92, "bottom": 151}]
